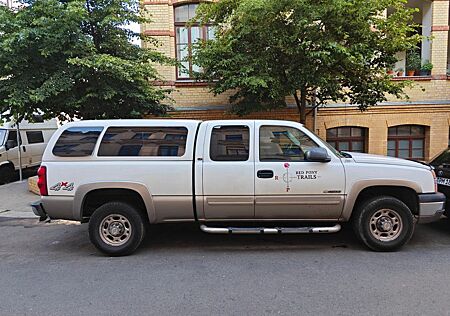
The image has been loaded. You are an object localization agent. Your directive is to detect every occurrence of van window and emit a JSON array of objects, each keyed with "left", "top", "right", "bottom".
[
  {"left": 26, "top": 131, "right": 44, "bottom": 144},
  {"left": 0, "top": 130, "right": 6, "bottom": 145},
  {"left": 97, "top": 127, "right": 188, "bottom": 157},
  {"left": 210, "top": 126, "right": 250, "bottom": 161},
  {"left": 259, "top": 125, "right": 319, "bottom": 161},
  {"left": 6, "top": 130, "right": 22, "bottom": 148},
  {"left": 53, "top": 127, "right": 103, "bottom": 157}
]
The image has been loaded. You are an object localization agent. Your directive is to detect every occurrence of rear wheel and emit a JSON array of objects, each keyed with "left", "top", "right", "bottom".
[
  {"left": 89, "top": 202, "right": 146, "bottom": 256},
  {"left": 352, "top": 196, "right": 415, "bottom": 251}
]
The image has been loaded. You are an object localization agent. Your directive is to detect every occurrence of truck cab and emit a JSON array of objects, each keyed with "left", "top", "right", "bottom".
[{"left": 32, "top": 119, "right": 445, "bottom": 256}]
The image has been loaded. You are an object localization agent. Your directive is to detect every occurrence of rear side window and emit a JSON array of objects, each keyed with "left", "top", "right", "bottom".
[
  {"left": 53, "top": 127, "right": 103, "bottom": 157},
  {"left": 97, "top": 127, "right": 188, "bottom": 157},
  {"left": 210, "top": 125, "right": 250, "bottom": 161},
  {"left": 26, "top": 131, "right": 44, "bottom": 144}
]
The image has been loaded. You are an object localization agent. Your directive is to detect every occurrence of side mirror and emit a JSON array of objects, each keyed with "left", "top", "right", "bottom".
[
  {"left": 305, "top": 148, "right": 331, "bottom": 162},
  {"left": 5, "top": 140, "right": 17, "bottom": 150}
]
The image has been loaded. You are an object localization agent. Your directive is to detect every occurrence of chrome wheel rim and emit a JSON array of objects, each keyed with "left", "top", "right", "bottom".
[
  {"left": 369, "top": 209, "right": 403, "bottom": 242},
  {"left": 99, "top": 214, "right": 132, "bottom": 246}
]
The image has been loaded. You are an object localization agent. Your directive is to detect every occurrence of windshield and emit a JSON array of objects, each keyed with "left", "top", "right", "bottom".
[
  {"left": 430, "top": 147, "right": 450, "bottom": 166},
  {"left": 0, "top": 129, "right": 6, "bottom": 146}
]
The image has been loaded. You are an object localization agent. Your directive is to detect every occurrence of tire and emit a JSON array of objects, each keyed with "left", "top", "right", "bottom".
[
  {"left": 89, "top": 202, "right": 146, "bottom": 256},
  {"left": 0, "top": 164, "right": 15, "bottom": 184},
  {"left": 444, "top": 200, "right": 450, "bottom": 218},
  {"left": 352, "top": 196, "right": 415, "bottom": 252}
]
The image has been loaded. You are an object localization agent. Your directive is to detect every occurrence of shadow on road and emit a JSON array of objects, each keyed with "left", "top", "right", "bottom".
[
  {"left": 138, "top": 222, "right": 360, "bottom": 253},
  {"left": 2, "top": 217, "right": 450, "bottom": 257}
]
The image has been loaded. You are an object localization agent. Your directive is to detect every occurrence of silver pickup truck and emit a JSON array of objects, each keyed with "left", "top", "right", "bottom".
[{"left": 32, "top": 119, "right": 445, "bottom": 256}]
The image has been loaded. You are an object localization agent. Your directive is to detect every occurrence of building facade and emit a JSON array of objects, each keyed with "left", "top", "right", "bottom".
[{"left": 142, "top": 0, "right": 450, "bottom": 161}]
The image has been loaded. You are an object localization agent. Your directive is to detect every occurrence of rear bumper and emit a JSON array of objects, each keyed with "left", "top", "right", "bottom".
[
  {"left": 31, "top": 196, "right": 76, "bottom": 221},
  {"left": 31, "top": 201, "right": 48, "bottom": 221},
  {"left": 417, "top": 192, "right": 446, "bottom": 223}
]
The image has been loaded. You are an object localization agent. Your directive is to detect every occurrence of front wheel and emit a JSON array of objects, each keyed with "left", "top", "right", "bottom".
[
  {"left": 89, "top": 202, "right": 146, "bottom": 256},
  {"left": 0, "top": 164, "right": 15, "bottom": 184},
  {"left": 352, "top": 196, "right": 415, "bottom": 252}
]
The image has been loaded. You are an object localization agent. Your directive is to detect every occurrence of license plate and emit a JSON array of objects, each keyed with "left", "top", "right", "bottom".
[{"left": 437, "top": 177, "right": 450, "bottom": 187}]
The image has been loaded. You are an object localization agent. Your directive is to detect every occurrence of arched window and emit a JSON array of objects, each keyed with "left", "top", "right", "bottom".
[
  {"left": 326, "top": 127, "right": 367, "bottom": 153},
  {"left": 174, "top": 4, "right": 214, "bottom": 79},
  {"left": 387, "top": 125, "right": 425, "bottom": 160}
]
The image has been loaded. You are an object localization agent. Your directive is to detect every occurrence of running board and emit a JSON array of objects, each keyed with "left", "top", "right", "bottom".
[{"left": 199, "top": 224, "right": 341, "bottom": 234}]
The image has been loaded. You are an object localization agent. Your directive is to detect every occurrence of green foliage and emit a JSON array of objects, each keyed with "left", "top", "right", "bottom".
[
  {"left": 0, "top": 0, "right": 172, "bottom": 121},
  {"left": 421, "top": 60, "right": 433, "bottom": 71},
  {"left": 406, "top": 48, "right": 421, "bottom": 71},
  {"left": 193, "top": 0, "right": 422, "bottom": 122}
]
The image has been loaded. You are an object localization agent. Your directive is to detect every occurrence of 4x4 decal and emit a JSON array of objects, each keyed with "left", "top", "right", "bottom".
[{"left": 50, "top": 182, "right": 74, "bottom": 192}]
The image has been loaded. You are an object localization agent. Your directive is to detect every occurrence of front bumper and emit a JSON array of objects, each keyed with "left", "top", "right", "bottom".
[{"left": 417, "top": 192, "right": 446, "bottom": 223}]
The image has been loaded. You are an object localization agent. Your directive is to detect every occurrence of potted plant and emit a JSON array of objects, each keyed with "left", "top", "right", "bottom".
[
  {"left": 420, "top": 60, "right": 433, "bottom": 76},
  {"left": 386, "top": 62, "right": 396, "bottom": 76},
  {"left": 397, "top": 68, "right": 404, "bottom": 77},
  {"left": 406, "top": 49, "right": 421, "bottom": 76}
]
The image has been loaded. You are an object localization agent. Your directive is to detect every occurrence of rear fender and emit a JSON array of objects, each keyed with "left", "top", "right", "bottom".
[{"left": 74, "top": 182, "right": 156, "bottom": 223}]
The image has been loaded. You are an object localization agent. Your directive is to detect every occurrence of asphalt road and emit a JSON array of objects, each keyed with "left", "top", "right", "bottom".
[{"left": 1, "top": 218, "right": 450, "bottom": 316}]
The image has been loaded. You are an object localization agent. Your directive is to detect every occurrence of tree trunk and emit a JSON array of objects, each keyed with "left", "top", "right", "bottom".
[
  {"left": 293, "top": 92, "right": 302, "bottom": 123},
  {"left": 293, "top": 87, "right": 307, "bottom": 124}
]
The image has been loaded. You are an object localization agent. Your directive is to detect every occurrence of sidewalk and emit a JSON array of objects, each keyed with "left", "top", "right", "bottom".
[{"left": 0, "top": 181, "right": 38, "bottom": 218}]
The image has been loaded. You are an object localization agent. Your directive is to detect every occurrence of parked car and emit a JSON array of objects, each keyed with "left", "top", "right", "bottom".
[
  {"left": 429, "top": 147, "right": 450, "bottom": 215},
  {"left": 0, "top": 119, "right": 58, "bottom": 182},
  {"left": 32, "top": 120, "right": 445, "bottom": 256}
]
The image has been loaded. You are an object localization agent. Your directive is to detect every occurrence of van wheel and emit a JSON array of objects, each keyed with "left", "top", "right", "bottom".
[
  {"left": 352, "top": 196, "right": 414, "bottom": 252},
  {"left": 89, "top": 202, "right": 146, "bottom": 256},
  {"left": 0, "top": 164, "right": 15, "bottom": 184}
]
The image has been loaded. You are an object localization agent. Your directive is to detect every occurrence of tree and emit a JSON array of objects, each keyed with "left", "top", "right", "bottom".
[
  {"left": 0, "top": 0, "right": 171, "bottom": 121},
  {"left": 193, "top": 0, "right": 422, "bottom": 123}
]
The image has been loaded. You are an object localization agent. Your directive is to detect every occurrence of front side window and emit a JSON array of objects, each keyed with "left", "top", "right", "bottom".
[
  {"left": 326, "top": 127, "right": 367, "bottom": 153},
  {"left": 5, "top": 130, "right": 22, "bottom": 148},
  {"left": 175, "top": 4, "right": 214, "bottom": 79},
  {"left": 210, "top": 126, "right": 249, "bottom": 161},
  {"left": 387, "top": 125, "right": 425, "bottom": 160},
  {"left": 53, "top": 127, "right": 103, "bottom": 157},
  {"left": 98, "top": 127, "right": 188, "bottom": 157},
  {"left": 259, "top": 126, "right": 319, "bottom": 162}
]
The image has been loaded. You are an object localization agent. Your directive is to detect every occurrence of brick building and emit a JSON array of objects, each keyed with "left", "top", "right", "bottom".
[{"left": 142, "top": 0, "right": 450, "bottom": 161}]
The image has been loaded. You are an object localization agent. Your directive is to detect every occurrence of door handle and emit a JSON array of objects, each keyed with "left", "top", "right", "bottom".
[
  {"left": 257, "top": 170, "right": 274, "bottom": 179},
  {"left": 22, "top": 146, "right": 26, "bottom": 152}
]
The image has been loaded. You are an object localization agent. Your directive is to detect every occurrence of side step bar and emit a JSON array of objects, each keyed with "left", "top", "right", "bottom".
[{"left": 200, "top": 224, "right": 341, "bottom": 235}]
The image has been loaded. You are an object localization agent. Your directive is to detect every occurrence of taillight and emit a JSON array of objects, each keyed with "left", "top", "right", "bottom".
[
  {"left": 37, "top": 166, "right": 48, "bottom": 196},
  {"left": 431, "top": 169, "right": 438, "bottom": 192}
]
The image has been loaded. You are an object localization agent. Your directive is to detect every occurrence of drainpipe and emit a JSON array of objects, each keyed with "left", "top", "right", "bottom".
[{"left": 312, "top": 90, "right": 317, "bottom": 133}]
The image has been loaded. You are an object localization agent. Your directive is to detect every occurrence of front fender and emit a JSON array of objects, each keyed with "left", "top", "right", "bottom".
[
  {"left": 73, "top": 182, "right": 156, "bottom": 223},
  {"left": 0, "top": 161, "right": 13, "bottom": 168},
  {"left": 341, "top": 179, "right": 421, "bottom": 221}
]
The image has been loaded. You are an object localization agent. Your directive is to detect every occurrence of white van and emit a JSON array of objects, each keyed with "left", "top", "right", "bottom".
[{"left": 0, "top": 119, "right": 58, "bottom": 182}]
